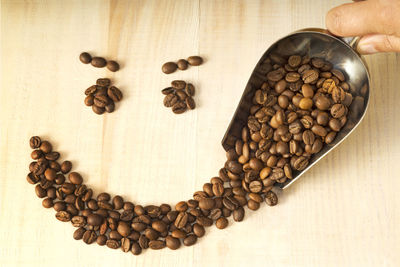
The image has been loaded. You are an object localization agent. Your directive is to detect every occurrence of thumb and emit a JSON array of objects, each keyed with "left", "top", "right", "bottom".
[{"left": 357, "top": 34, "right": 400, "bottom": 54}]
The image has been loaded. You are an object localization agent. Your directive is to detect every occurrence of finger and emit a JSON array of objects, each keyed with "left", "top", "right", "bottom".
[
  {"left": 357, "top": 34, "right": 400, "bottom": 54},
  {"left": 326, "top": 1, "right": 395, "bottom": 37}
]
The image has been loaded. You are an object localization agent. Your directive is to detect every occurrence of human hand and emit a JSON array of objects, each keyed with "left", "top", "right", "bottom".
[{"left": 326, "top": 0, "right": 400, "bottom": 54}]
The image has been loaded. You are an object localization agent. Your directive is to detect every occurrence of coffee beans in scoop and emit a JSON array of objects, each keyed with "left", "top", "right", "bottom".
[
  {"left": 84, "top": 78, "right": 123, "bottom": 115},
  {"left": 162, "top": 80, "right": 196, "bottom": 114}
]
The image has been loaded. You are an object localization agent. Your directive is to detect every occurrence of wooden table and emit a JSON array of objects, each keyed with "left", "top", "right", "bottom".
[{"left": 1, "top": 1, "right": 399, "bottom": 266}]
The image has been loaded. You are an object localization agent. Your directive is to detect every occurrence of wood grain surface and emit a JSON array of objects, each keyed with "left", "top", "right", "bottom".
[{"left": 1, "top": 1, "right": 399, "bottom": 266}]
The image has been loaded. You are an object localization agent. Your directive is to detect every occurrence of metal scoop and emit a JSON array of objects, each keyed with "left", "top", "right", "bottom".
[{"left": 222, "top": 28, "right": 370, "bottom": 189}]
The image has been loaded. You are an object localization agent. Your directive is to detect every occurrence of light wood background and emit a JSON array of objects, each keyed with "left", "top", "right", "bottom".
[{"left": 1, "top": 1, "right": 399, "bottom": 266}]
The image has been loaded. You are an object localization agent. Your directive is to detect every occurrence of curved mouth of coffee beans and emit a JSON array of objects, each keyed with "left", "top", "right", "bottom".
[{"left": 26, "top": 53, "right": 354, "bottom": 255}]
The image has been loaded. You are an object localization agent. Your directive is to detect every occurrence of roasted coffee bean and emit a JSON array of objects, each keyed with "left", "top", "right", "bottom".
[
  {"left": 149, "top": 240, "right": 166, "bottom": 250},
  {"left": 288, "top": 55, "right": 301, "bottom": 68},
  {"left": 97, "top": 235, "right": 107, "bottom": 246},
  {"left": 55, "top": 211, "right": 71, "bottom": 222},
  {"left": 106, "top": 239, "right": 120, "bottom": 249},
  {"left": 302, "top": 69, "right": 319, "bottom": 83},
  {"left": 73, "top": 227, "right": 86, "bottom": 240},
  {"left": 185, "top": 96, "right": 196, "bottom": 110},
  {"left": 162, "top": 62, "right": 178, "bottom": 74},
  {"left": 85, "top": 85, "right": 97, "bottom": 95},
  {"left": 30, "top": 136, "right": 41, "bottom": 149},
  {"left": 172, "top": 101, "right": 187, "bottom": 114},
  {"left": 265, "top": 191, "right": 278, "bottom": 206},
  {"left": 87, "top": 214, "right": 103, "bottom": 226},
  {"left": 177, "top": 59, "right": 188, "bottom": 70},
  {"left": 315, "top": 95, "right": 331, "bottom": 110},
  {"left": 199, "top": 198, "right": 215, "bottom": 210},
  {"left": 247, "top": 199, "right": 260, "bottom": 210},
  {"left": 163, "top": 93, "right": 178, "bottom": 107},
  {"left": 117, "top": 221, "right": 131, "bottom": 237},
  {"left": 174, "top": 212, "right": 188, "bottom": 228},
  {"left": 165, "top": 236, "right": 181, "bottom": 250},
  {"left": 131, "top": 242, "right": 142, "bottom": 255},
  {"left": 95, "top": 86, "right": 107, "bottom": 96},
  {"left": 68, "top": 172, "right": 83, "bottom": 185},
  {"left": 185, "top": 83, "right": 195, "bottom": 96},
  {"left": 94, "top": 94, "right": 109, "bottom": 108},
  {"left": 171, "top": 80, "right": 186, "bottom": 90},
  {"left": 187, "top": 56, "right": 203, "bottom": 66},
  {"left": 152, "top": 220, "right": 167, "bottom": 233},
  {"left": 35, "top": 184, "right": 47, "bottom": 198},
  {"left": 82, "top": 230, "right": 97, "bottom": 244},
  {"left": 27, "top": 172, "right": 40, "bottom": 184},
  {"left": 44, "top": 168, "right": 56, "bottom": 181},
  {"left": 106, "top": 60, "right": 120, "bottom": 72},
  {"left": 96, "top": 78, "right": 111, "bottom": 87},
  {"left": 161, "top": 87, "right": 174, "bottom": 95},
  {"left": 293, "top": 156, "right": 309, "bottom": 170},
  {"left": 107, "top": 86, "right": 123, "bottom": 102},
  {"left": 79, "top": 52, "right": 92, "bottom": 64},
  {"left": 233, "top": 207, "right": 245, "bottom": 222},
  {"left": 183, "top": 234, "right": 197, "bottom": 246},
  {"left": 331, "top": 103, "right": 346, "bottom": 118},
  {"left": 60, "top": 161, "right": 72, "bottom": 174},
  {"left": 223, "top": 196, "right": 239, "bottom": 211},
  {"left": 42, "top": 198, "right": 53, "bottom": 208},
  {"left": 332, "top": 69, "right": 345, "bottom": 81},
  {"left": 138, "top": 235, "right": 149, "bottom": 249},
  {"left": 71, "top": 216, "right": 86, "bottom": 227},
  {"left": 197, "top": 216, "right": 213, "bottom": 227},
  {"left": 91, "top": 57, "right": 106, "bottom": 68}
]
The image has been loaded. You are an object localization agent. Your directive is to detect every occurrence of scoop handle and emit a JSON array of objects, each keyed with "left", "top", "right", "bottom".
[{"left": 341, "top": 36, "right": 360, "bottom": 51}]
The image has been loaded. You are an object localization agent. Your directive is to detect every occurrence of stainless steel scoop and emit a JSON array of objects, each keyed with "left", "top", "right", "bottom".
[{"left": 222, "top": 28, "right": 370, "bottom": 189}]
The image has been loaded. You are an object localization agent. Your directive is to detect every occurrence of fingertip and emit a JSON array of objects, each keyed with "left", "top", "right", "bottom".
[{"left": 326, "top": 6, "right": 346, "bottom": 36}]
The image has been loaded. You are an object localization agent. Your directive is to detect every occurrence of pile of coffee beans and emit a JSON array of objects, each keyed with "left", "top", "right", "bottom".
[
  {"left": 84, "top": 78, "right": 123, "bottom": 115},
  {"left": 79, "top": 52, "right": 120, "bottom": 72},
  {"left": 162, "top": 56, "right": 203, "bottom": 74},
  {"left": 27, "top": 135, "right": 278, "bottom": 254},
  {"left": 162, "top": 80, "right": 196, "bottom": 114},
  {"left": 223, "top": 54, "right": 354, "bottom": 186}
]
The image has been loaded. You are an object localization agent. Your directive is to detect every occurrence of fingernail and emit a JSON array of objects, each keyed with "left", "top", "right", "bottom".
[{"left": 357, "top": 36, "right": 379, "bottom": 54}]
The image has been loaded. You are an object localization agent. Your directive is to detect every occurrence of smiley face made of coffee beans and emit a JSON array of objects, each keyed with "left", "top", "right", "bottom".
[{"left": 26, "top": 53, "right": 357, "bottom": 254}]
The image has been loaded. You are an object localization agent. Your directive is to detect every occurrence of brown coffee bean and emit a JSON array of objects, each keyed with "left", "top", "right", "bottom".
[
  {"left": 105, "top": 101, "right": 115, "bottom": 113},
  {"left": 171, "top": 80, "right": 186, "bottom": 90},
  {"left": 106, "top": 239, "right": 120, "bottom": 249},
  {"left": 329, "top": 118, "right": 341, "bottom": 131},
  {"left": 79, "top": 52, "right": 92, "bottom": 64},
  {"left": 199, "top": 198, "right": 215, "bottom": 210},
  {"left": 162, "top": 62, "right": 178, "bottom": 74},
  {"left": 292, "top": 156, "right": 309, "bottom": 171},
  {"left": 299, "top": 97, "right": 313, "bottom": 110},
  {"left": 174, "top": 212, "right": 188, "bottom": 228},
  {"left": 131, "top": 242, "right": 142, "bottom": 255},
  {"left": 183, "top": 234, "right": 197, "bottom": 246},
  {"left": 185, "top": 96, "right": 196, "bottom": 109},
  {"left": 163, "top": 93, "right": 178, "bottom": 107},
  {"left": 233, "top": 207, "right": 245, "bottom": 222},
  {"left": 55, "top": 210, "right": 71, "bottom": 222},
  {"left": 267, "top": 69, "right": 285, "bottom": 82},
  {"left": 187, "top": 56, "right": 203, "bottom": 66},
  {"left": 68, "top": 172, "right": 83, "bottom": 185},
  {"left": 177, "top": 59, "right": 188, "bottom": 70},
  {"left": 166, "top": 235, "right": 181, "bottom": 250},
  {"left": 249, "top": 158, "right": 263, "bottom": 171},
  {"left": 197, "top": 216, "right": 213, "bottom": 227},
  {"left": 285, "top": 72, "right": 300, "bottom": 83},
  {"left": 288, "top": 55, "right": 301, "bottom": 68},
  {"left": 325, "top": 131, "right": 337, "bottom": 144},
  {"left": 331, "top": 103, "right": 346, "bottom": 118},
  {"left": 96, "top": 235, "right": 107, "bottom": 246},
  {"left": 149, "top": 240, "right": 166, "bottom": 250},
  {"left": 247, "top": 199, "right": 260, "bottom": 210},
  {"left": 315, "top": 95, "right": 331, "bottom": 110},
  {"left": 44, "top": 168, "right": 56, "bottom": 181},
  {"left": 91, "top": 57, "right": 106, "bottom": 68},
  {"left": 42, "top": 198, "right": 53, "bottom": 208},
  {"left": 161, "top": 87, "right": 174, "bottom": 95},
  {"left": 176, "top": 90, "right": 188, "bottom": 100},
  {"left": 30, "top": 136, "right": 41, "bottom": 149},
  {"left": 82, "top": 230, "right": 97, "bottom": 244},
  {"left": 265, "top": 191, "right": 278, "bottom": 206},
  {"left": 94, "top": 94, "right": 109, "bottom": 108},
  {"left": 71, "top": 216, "right": 86, "bottom": 227},
  {"left": 223, "top": 196, "right": 239, "bottom": 211},
  {"left": 96, "top": 78, "right": 111, "bottom": 87},
  {"left": 35, "top": 184, "right": 47, "bottom": 198},
  {"left": 39, "top": 141, "right": 52, "bottom": 153},
  {"left": 302, "top": 69, "right": 319, "bottom": 83},
  {"left": 107, "top": 86, "right": 123, "bottom": 102},
  {"left": 185, "top": 83, "right": 195, "bottom": 96},
  {"left": 85, "top": 85, "right": 97, "bottom": 95},
  {"left": 73, "top": 227, "right": 86, "bottom": 240},
  {"left": 87, "top": 214, "right": 103, "bottom": 226},
  {"left": 117, "top": 221, "right": 131, "bottom": 237},
  {"left": 95, "top": 86, "right": 107, "bottom": 96},
  {"left": 332, "top": 69, "right": 345, "bottom": 81},
  {"left": 172, "top": 101, "right": 187, "bottom": 114},
  {"left": 106, "top": 60, "right": 120, "bottom": 72}
]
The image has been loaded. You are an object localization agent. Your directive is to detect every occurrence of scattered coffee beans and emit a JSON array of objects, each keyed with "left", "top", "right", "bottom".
[
  {"left": 84, "top": 78, "right": 123, "bottom": 115},
  {"left": 162, "top": 56, "right": 203, "bottom": 74},
  {"left": 162, "top": 81, "right": 196, "bottom": 114}
]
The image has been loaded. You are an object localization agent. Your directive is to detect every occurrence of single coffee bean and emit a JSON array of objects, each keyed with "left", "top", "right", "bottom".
[
  {"left": 131, "top": 242, "right": 142, "bottom": 255},
  {"left": 73, "top": 227, "right": 86, "bottom": 240},
  {"left": 30, "top": 136, "right": 41, "bottom": 149},
  {"left": 163, "top": 93, "right": 178, "bottom": 107},
  {"left": 174, "top": 212, "right": 188, "bottom": 229},
  {"left": 149, "top": 240, "right": 166, "bottom": 250},
  {"left": 215, "top": 217, "right": 228, "bottom": 229},
  {"left": 288, "top": 55, "right": 301, "bottom": 68},
  {"left": 96, "top": 78, "right": 111, "bottom": 87},
  {"left": 106, "top": 239, "right": 120, "bottom": 249},
  {"left": 185, "top": 83, "right": 195, "bottom": 96},
  {"left": 95, "top": 86, "right": 107, "bottom": 96},
  {"left": 55, "top": 210, "right": 71, "bottom": 222},
  {"left": 106, "top": 60, "right": 120, "bottom": 72},
  {"left": 177, "top": 59, "right": 189, "bottom": 70},
  {"left": 44, "top": 168, "right": 56, "bottom": 181},
  {"left": 187, "top": 56, "right": 203, "bottom": 66},
  {"left": 176, "top": 90, "right": 188, "bottom": 100},
  {"left": 138, "top": 235, "right": 149, "bottom": 249},
  {"left": 92, "top": 105, "right": 105, "bottom": 115},
  {"left": 329, "top": 118, "right": 341, "bottom": 131},
  {"left": 302, "top": 69, "right": 319, "bottom": 84},
  {"left": 53, "top": 201, "right": 66, "bottom": 212},
  {"left": 265, "top": 191, "right": 278, "bottom": 206},
  {"left": 185, "top": 96, "right": 196, "bottom": 110},
  {"left": 117, "top": 221, "right": 131, "bottom": 237},
  {"left": 162, "top": 62, "right": 178, "bottom": 74},
  {"left": 107, "top": 86, "right": 123, "bottom": 102},
  {"left": 175, "top": 201, "right": 188, "bottom": 212},
  {"left": 299, "top": 97, "right": 313, "bottom": 110},
  {"left": 120, "top": 237, "right": 131, "bottom": 252},
  {"left": 42, "top": 198, "right": 53, "bottom": 208},
  {"left": 223, "top": 196, "right": 239, "bottom": 211},
  {"left": 332, "top": 69, "right": 345, "bottom": 81},
  {"left": 172, "top": 101, "right": 187, "bottom": 114},
  {"left": 199, "top": 198, "right": 215, "bottom": 210},
  {"left": 161, "top": 87, "right": 174, "bottom": 95},
  {"left": 68, "top": 172, "right": 83, "bottom": 185},
  {"left": 94, "top": 94, "right": 109, "bottom": 108},
  {"left": 315, "top": 95, "right": 331, "bottom": 110},
  {"left": 292, "top": 156, "right": 309, "bottom": 171},
  {"left": 71, "top": 216, "right": 86, "bottom": 227},
  {"left": 87, "top": 214, "right": 103, "bottom": 226},
  {"left": 233, "top": 207, "right": 245, "bottom": 222},
  {"left": 35, "top": 184, "right": 47, "bottom": 198},
  {"left": 97, "top": 235, "right": 107, "bottom": 246},
  {"left": 166, "top": 235, "right": 181, "bottom": 250},
  {"left": 209, "top": 208, "right": 222, "bottom": 220},
  {"left": 85, "top": 85, "right": 97, "bottom": 95},
  {"left": 79, "top": 52, "right": 92, "bottom": 64},
  {"left": 247, "top": 199, "right": 260, "bottom": 210},
  {"left": 183, "top": 234, "right": 197, "bottom": 246},
  {"left": 152, "top": 220, "right": 167, "bottom": 233},
  {"left": 285, "top": 72, "right": 300, "bottom": 83},
  {"left": 91, "top": 57, "right": 107, "bottom": 68},
  {"left": 27, "top": 172, "right": 40, "bottom": 184},
  {"left": 39, "top": 141, "right": 52, "bottom": 154},
  {"left": 330, "top": 103, "right": 346, "bottom": 118},
  {"left": 105, "top": 101, "right": 115, "bottom": 113},
  {"left": 171, "top": 80, "right": 186, "bottom": 90}
]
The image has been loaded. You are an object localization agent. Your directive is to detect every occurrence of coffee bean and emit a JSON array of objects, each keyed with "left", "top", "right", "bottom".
[
  {"left": 199, "top": 198, "right": 215, "bottom": 210},
  {"left": 95, "top": 86, "right": 107, "bottom": 96},
  {"left": 332, "top": 69, "right": 345, "bottom": 82},
  {"left": 172, "top": 101, "right": 187, "bottom": 114},
  {"left": 131, "top": 242, "right": 142, "bottom": 255},
  {"left": 302, "top": 69, "right": 319, "bottom": 83},
  {"left": 315, "top": 95, "right": 331, "bottom": 110},
  {"left": 107, "top": 86, "right": 123, "bottom": 102},
  {"left": 71, "top": 216, "right": 86, "bottom": 227},
  {"left": 288, "top": 55, "right": 301, "bottom": 68},
  {"left": 94, "top": 94, "right": 109, "bottom": 108},
  {"left": 292, "top": 156, "right": 309, "bottom": 171},
  {"left": 161, "top": 87, "right": 174, "bottom": 95},
  {"left": 176, "top": 59, "right": 189, "bottom": 70},
  {"left": 68, "top": 172, "right": 83, "bottom": 185},
  {"left": 185, "top": 96, "right": 196, "bottom": 110},
  {"left": 187, "top": 56, "right": 203, "bottom": 66},
  {"left": 185, "top": 83, "right": 195, "bottom": 96},
  {"left": 96, "top": 78, "right": 111, "bottom": 87},
  {"left": 265, "top": 191, "right": 278, "bottom": 206},
  {"left": 162, "top": 62, "right": 178, "bottom": 74},
  {"left": 233, "top": 207, "right": 245, "bottom": 222},
  {"left": 171, "top": 80, "right": 186, "bottom": 90},
  {"left": 183, "top": 234, "right": 197, "bottom": 246},
  {"left": 223, "top": 196, "right": 239, "bottom": 211},
  {"left": 35, "top": 184, "right": 47, "bottom": 198},
  {"left": 85, "top": 85, "right": 97, "bottom": 95},
  {"left": 97, "top": 235, "right": 107, "bottom": 246},
  {"left": 299, "top": 97, "right": 313, "bottom": 110},
  {"left": 106, "top": 60, "right": 120, "bottom": 72},
  {"left": 79, "top": 52, "right": 92, "bottom": 64},
  {"left": 165, "top": 236, "right": 180, "bottom": 250},
  {"left": 91, "top": 57, "right": 107, "bottom": 68},
  {"left": 42, "top": 198, "right": 53, "bottom": 208},
  {"left": 138, "top": 235, "right": 149, "bottom": 249},
  {"left": 117, "top": 221, "right": 131, "bottom": 237},
  {"left": 73, "top": 227, "right": 86, "bottom": 240},
  {"left": 39, "top": 141, "right": 52, "bottom": 154},
  {"left": 247, "top": 199, "right": 260, "bottom": 210},
  {"left": 87, "top": 214, "right": 103, "bottom": 226},
  {"left": 30, "top": 136, "right": 41, "bottom": 149},
  {"left": 285, "top": 72, "right": 300, "bottom": 83},
  {"left": 55, "top": 211, "right": 71, "bottom": 222},
  {"left": 105, "top": 101, "right": 115, "bottom": 113},
  {"left": 27, "top": 172, "right": 40, "bottom": 184},
  {"left": 215, "top": 217, "right": 228, "bottom": 229},
  {"left": 330, "top": 103, "right": 346, "bottom": 118},
  {"left": 92, "top": 105, "right": 105, "bottom": 115},
  {"left": 106, "top": 239, "right": 120, "bottom": 249},
  {"left": 176, "top": 90, "right": 188, "bottom": 100},
  {"left": 149, "top": 240, "right": 166, "bottom": 250},
  {"left": 163, "top": 93, "right": 178, "bottom": 108},
  {"left": 174, "top": 212, "right": 188, "bottom": 228}
]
